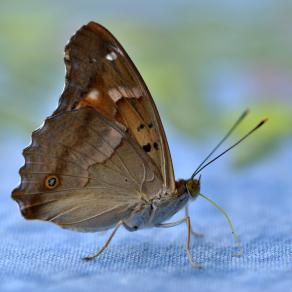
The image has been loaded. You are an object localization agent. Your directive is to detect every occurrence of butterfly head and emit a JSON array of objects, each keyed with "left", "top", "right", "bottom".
[{"left": 186, "top": 176, "right": 201, "bottom": 200}]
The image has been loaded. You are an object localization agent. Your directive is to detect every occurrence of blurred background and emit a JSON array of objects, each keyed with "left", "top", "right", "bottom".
[{"left": 0, "top": 1, "right": 291, "bottom": 291}]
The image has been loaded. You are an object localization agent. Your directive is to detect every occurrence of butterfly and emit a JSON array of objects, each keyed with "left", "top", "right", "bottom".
[{"left": 12, "top": 22, "right": 267, "bottom": 268}]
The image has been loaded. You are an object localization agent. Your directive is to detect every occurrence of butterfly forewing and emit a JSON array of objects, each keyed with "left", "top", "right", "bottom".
[{"left": 54, "top": 22, "right": 175, "bottom": 192}]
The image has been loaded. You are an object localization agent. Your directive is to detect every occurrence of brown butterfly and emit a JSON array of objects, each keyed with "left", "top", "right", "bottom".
[{"left": 12, "top": 22, "right": 267, "bottom": 268}]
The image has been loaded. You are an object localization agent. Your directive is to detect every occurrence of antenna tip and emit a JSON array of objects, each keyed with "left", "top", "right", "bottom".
[
  {"left": 244, "top": 108, "right": 250, "bottom": 114},
  {"left": 242, "top": 108, "right": 250, "bottom": 118},
  {"left": 262, "top": 117, "right": 269, "bottom": 123},
  {"left": 257, "top": 117, "right": 269, "bottom": 128}
]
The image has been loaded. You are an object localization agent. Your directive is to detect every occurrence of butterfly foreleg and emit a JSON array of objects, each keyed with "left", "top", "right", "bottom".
[
  {"left": 156, "top": 216, "right": 202, "bottom": 268},
  {"left": 184, "top": 205, "right": 204, "bottom": 238},
  {"left": 83, "top": 220, "right": 124, "bottom": 261}
]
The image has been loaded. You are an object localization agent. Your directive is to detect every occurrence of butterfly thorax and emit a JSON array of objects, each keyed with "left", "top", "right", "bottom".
[{"left": 123, "top": 179, "right": 196, "bottom": 230}]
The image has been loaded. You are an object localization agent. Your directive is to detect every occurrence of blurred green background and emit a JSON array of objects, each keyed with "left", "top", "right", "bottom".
[{"left": 0, "top": 0, "right": 291, "bottom": 171}]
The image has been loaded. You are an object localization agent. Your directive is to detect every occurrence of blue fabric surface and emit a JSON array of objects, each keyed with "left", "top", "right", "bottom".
[{"left": 1, "top": 134, "right": 291, "bottom": 292}]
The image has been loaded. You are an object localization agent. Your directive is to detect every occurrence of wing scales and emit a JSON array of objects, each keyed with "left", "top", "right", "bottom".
[
  {"left": 12, "top": 108, "right": 163, "bottom": 231},
  {"left": 54, "top": 22, "right": 175, "bottom": 192}
]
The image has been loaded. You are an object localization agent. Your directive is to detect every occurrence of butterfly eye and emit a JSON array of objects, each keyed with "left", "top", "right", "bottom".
[
  {"left": 45, "top": 175, "right": 59, "bottom": 190},
  {"left": 186, "top": 179, "right": 200, "bottom": 198}
]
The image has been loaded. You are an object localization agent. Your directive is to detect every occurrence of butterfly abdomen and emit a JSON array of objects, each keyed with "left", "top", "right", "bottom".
[{"left": 148, "top": 192, "right": 190, "bottom": 226}]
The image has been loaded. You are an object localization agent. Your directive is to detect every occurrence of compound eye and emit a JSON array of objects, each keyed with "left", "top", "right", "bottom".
[
  {"left": 186, "top": 179, "right": 200, "bottom": 197},
  {"left": 45, "top": 175, "right": 59, "bottom": 190}
]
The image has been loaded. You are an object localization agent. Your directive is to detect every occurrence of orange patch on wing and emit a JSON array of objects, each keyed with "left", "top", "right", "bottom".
[{"left": 76, "top": 87, "right": 117, "bottom": 120}]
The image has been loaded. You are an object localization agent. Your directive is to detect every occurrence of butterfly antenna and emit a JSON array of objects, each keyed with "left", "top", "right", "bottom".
[
  {"left": 191, "top": 109, "right": 250, "bottom": 179},
  {"left": 193, "top": 118, "right": 268, "bottom": 176}
]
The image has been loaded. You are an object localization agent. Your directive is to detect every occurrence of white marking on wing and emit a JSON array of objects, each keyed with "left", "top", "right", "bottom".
[
  {"left": 106, "top": 51, "right": 117, "bottom": 61},
  {"left": 87, "top": 89, "right": 100, "bottom": 101}
]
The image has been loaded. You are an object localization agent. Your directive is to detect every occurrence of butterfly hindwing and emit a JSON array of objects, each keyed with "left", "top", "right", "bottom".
[{"left": 12, "top": 108, "right": 163, "bottom": 231}]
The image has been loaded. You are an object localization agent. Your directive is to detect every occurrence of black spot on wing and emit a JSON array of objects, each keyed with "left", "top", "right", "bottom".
[
  {"left": 143, "top": 143, "right": 151, "bottom": 153},
  {"left": 153, "top": 142, "right": 159, "bottom": 150},
  {"left": 137, "top": 124, "right": 145, "bottom": 131}
]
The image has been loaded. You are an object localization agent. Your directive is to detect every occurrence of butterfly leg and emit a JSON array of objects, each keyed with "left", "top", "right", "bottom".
[
  {"left": 156, "top": 216, "right": 202, "bottom": 268},
  {"left": 185, "top": 205, "right": 204, "bottom": 238},
  {"left": 83, "top": 220, "right": 124, "bottom": 261}
]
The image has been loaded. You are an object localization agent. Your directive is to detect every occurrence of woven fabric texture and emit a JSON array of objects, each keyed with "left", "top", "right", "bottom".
[{"left": 1, "top": 137, "right": 291, "bottom": 292}]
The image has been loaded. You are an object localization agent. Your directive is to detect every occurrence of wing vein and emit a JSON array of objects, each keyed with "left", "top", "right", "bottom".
[
  {"left": 85, "top": 123, "right": 140, "bottom": 187},
  {"left": 59, "top": 204, "right": 132, "bottom": 225}
]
